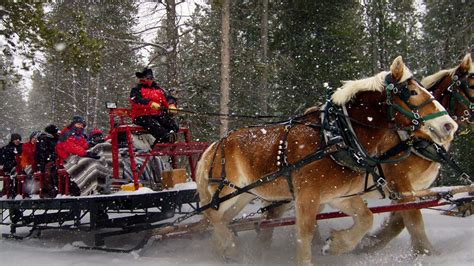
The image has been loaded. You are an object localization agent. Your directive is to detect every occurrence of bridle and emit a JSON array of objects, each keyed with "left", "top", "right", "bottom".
[
  {"left": 440, "top": 71, "right": 474, "bottom": 123},
  {"left": 384, "top": 74, "right": 448, "bottom": 132}
]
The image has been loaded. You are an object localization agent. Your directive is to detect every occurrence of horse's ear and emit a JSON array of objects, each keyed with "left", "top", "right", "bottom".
[
  {"left": 458, "top": 53, "right": 472, "bottom": 73},
  {"left": 390, "top": 56, "right": 405, "bottom": 81}
]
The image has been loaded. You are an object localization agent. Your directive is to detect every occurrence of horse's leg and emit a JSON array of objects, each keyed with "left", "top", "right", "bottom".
[
  {"left": 322, "top": 196, "right": 373, "bottom": 255},
  {"left": 389, "top": 177, "right": 437, "bottom": 255},
  {"left": 294, "top": 190, "right": 320, "bottom": 266},
  {"left": 356, "top": 210, "right": 405, "bottom": 253},
  {"left": 256, "top": 202, "right": 290, "bottom": 248},
  {"left": 203, "top": 195, "right": 252, "bottom": 262},
  {"left": 399, "top": 207, "right": 436, "bottom": 255},
  {"left": 203, "top": 210, "right": 235, "bottom": 260},
  {"left": 312, "top": 204, "right": 324, "bottom": 246},
  {"left": 222, "top": 193, "right": 255, "bottom": 223}
]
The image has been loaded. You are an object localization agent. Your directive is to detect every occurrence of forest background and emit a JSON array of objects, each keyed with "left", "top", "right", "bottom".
[{"left": 0, "top": 0, "right": 472, "bottom": 184}]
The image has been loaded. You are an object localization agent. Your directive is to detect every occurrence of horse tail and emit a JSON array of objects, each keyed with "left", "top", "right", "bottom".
[{"left": 195, "top": 141, "right": 219, "bottom": 205}]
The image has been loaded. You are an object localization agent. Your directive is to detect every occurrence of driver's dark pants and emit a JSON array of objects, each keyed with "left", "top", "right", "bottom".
[{"left": 135, "top": 115, "right": 178, "bottom": 146}]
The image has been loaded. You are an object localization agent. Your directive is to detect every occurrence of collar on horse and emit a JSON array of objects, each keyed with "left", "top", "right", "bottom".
[{"left": 396, "top": 130, "right": 472, "bottom": 185}]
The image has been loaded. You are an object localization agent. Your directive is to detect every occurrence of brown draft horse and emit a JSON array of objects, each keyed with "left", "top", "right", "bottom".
[
  {"left": 195, "top": 56, "right": 457, "bottom": 265},
  {"left": 357, "top": 53, "right": 473, "bottom": 254}
]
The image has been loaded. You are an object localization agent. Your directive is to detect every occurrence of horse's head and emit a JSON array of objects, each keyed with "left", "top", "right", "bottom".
[
  {"left": 422, "top": 53, "right": 474, "bottom": 129},
  {"left": 332, "top": 56, "right": 457, "bottom": 146}
]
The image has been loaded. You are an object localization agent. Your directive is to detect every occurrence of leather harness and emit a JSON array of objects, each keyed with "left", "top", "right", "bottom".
[{"left": 204, "top": 75, "right": 468, "bottom": 210}]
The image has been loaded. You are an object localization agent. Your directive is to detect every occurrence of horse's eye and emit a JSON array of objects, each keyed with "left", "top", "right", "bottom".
[{"left": 410, "top": 90, "right": 418, "bottom": 96}]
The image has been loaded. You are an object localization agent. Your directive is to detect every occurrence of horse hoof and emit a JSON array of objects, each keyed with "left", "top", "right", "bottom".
[
  {"left": 413, "top": 247, "right": 439, "bottom": 256},
  {"left": 321, "top": 237, "right": 332, "bottom": 255},
  {"left": 353, "top": 235, "right": 382, "bottom": 254}
]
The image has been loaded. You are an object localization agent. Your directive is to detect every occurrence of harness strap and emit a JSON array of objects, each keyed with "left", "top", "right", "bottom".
[
  {"left": 205, "top": 143, "right": 339, "bottom": 211},
  {"left": 373, "top": 138, "right": 413, "bottom": 163},
  {"left": 412, "top": 140, "right": 472, "bottom": 184},
  {"left": 277, "top": 122, "right": 295, "bottom": 198}
]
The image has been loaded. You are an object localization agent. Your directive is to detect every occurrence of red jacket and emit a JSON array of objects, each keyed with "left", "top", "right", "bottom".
[
  {"left": 130, "top": 80, "right": 169, "bottom": 120},
  {"left": 20, "top": 142, "right": 37, "bottom": 170},
  {"left": 56, "top": 126, "right": 89, "bottom": 164}
]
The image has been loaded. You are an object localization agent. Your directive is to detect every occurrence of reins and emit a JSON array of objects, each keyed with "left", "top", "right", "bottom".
[
  {"left": 205, "top": 75, "right": 439, "bottom": 208},
  {"left": 168, "top": 75, "right": 469, "bottom": 227}
]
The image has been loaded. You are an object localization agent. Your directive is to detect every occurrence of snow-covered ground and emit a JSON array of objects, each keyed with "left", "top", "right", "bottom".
[{"left": 0, "top": 203, "right": 472, "bottom": 266}]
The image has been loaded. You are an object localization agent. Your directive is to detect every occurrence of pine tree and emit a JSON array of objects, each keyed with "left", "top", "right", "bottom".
[
  {"left": 28, "top": 1, "right": 140, "bottom": 131},
  {"left": 422, "top": 0, "right": 473, "bottom": 73},
  {"left": 362, "top": 0, "right": 422, "bottom": 73}
]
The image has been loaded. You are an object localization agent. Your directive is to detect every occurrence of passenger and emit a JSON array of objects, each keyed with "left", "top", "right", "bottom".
[
  {"left": 35, "top": 124, "right": 60, "bottom": 196},
  {"left": 130, "top": 68, "right": 179, "bottom": 147},
  {"left": 56, "top": 116, "right": 100, "bottom": 165},
  {"left": 20, "top": 131, "right": 41, "bottom": 171},
  {"left": 0, "top": 133, "right": 23, "bottom": 175},
  {"left": 88, "top": 128, "right": 105, "bottom": 148}
]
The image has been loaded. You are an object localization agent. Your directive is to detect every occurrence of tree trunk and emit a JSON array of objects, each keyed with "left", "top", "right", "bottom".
[
  {"left": 219, "top": 0, "right": 231, "bottom": 137},
  {"left": 260, "top": 0, "right": 269, "bottom": 114},
  {"left": 166, "top": 0, "right": 178, "bottom": 87},
  {"left": 72, "top": 68, "right": 77, "bottom": 113},
  {"left": 84, "top": 72, "right": 89, "bottom": 125},
  {"left": 93, "top": 73, "right": 100, "bottom": 128}
]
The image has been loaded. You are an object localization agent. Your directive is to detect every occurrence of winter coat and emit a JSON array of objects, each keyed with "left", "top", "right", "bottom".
[
  {"left": 130, "top": 80, "right": 169, "bottom": 120},
  {"left": 20, "top": 142, "right": 37, "bottom": 170},
  {"left": 0, "top": 142, "right": 22, "bottom": 174},
  {"left": 56, "top": 126, "right": 89, "bottom": 164},
  {"left": 35, "top": 132, "right": 58, "bottom": 172}
]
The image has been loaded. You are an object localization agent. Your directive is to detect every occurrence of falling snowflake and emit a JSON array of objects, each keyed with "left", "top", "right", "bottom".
[{"left": 54, "top": 42, "right": 66, "bottom": 51}]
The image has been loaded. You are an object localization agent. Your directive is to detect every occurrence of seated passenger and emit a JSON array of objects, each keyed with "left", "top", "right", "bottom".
[
  {"left": 56, "top": 116, "right": 100, "bottom": 165},
  {"left": 0, "top": 133, "right": 22, "bottom": 196},
  {"left": 130, "top": 68, "right": 179, "bottom": 147},
  {"left": 88, "top": 128, "right": 105, "bottom": 148},
  {"left": 0, "top": 133, "right": 23, "bottom": 175},
  {"left": 20, "top": 131, "right": 41, "bottom": 171},
  {"left": 35, "top": 124, "right": 60, "bottom": 196}
]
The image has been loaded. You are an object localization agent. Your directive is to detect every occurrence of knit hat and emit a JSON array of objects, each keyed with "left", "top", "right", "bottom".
[
  {"left": 135, "top": 68, "right": 154, "bottom": 79},
  {"left": 71, "top": 116, "right": 86, "bottom": 127},
  {"left": 29, "top": 131, "right": 41, "bottom": 140},
  {"left": 10, "top": 133, "right": 21, "bottom": 142},
  {"left": 45, "top": 124, "right": 59, "bottom": 135},
  {"left": 90, "top": 128, "right": 103, "bottom": 136}
]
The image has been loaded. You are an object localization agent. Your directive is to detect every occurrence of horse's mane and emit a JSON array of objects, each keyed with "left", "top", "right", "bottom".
[
  {"left": 331, "top": 68, "right": 413, "bottom": 105},
  {"left": 421, "top": 68, "right": 456, "bottom": 89},
  {"left": 422, "top": 62, "right": 474, "bottom": 88}
]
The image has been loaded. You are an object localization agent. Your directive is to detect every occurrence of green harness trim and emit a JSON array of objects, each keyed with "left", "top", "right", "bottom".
[
  {"left": 385, "top": 77, "right": 448, "bottom": 130},
  {"left": 446, "top": 74, "right": 474, "bottom": 123}
]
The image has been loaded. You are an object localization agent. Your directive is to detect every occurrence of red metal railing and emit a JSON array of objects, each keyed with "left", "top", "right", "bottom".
[{"left": 108, "top": 108, "right": 209, "bottom": 190}]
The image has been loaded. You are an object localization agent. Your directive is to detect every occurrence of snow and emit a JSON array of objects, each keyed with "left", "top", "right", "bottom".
[{"left": 0, "top": 206, "right": 472, "bottom": 265}]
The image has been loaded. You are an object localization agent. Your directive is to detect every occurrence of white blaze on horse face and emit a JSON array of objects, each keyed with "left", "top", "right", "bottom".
[
  {"left": 407, "top": 83, "right": 457, "bottom": 146},
  {"left": 420, "top": 99, "right": 457, "bottom": 146}
]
